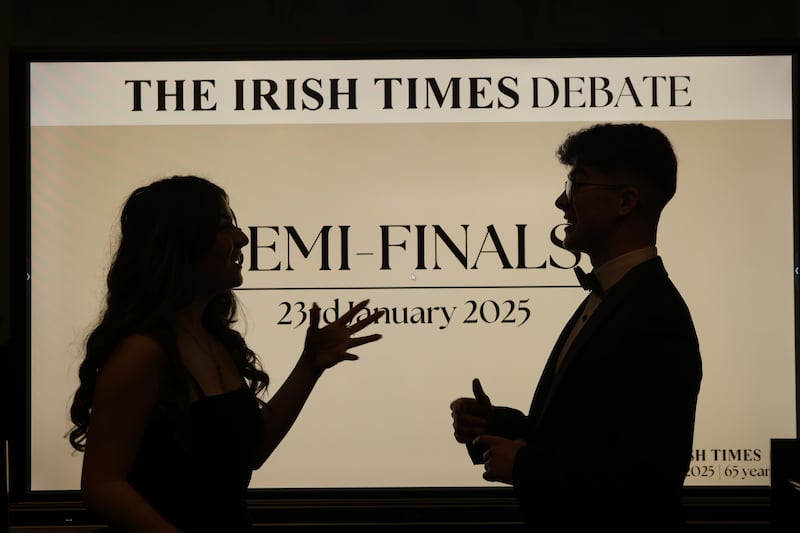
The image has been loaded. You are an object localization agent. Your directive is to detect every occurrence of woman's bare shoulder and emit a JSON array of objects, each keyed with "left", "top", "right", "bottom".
[{"left": 98, "top": 333, "right": 170, "bottom": 390}]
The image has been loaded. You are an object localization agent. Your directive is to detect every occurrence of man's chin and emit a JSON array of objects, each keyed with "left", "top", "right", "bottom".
[
  {"left": 562, "top": 238, "right": 590, "bottom": 258},
  {"left": 562, "top": 236, "right": 580, "bottom": 252}
]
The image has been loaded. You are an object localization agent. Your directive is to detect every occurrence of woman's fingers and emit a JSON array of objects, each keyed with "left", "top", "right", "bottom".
[
  {"left": 348, "top": 333, "right": 383, "bottom": 348},
  {"left": 308, "top": 302, "right": 321, "bottom": 330},
  {"left": 335, "top": 299, "right": 385, "bottom": 333},
  {"left": 336, "top": 299, "right": 370, "bottom": 325}
]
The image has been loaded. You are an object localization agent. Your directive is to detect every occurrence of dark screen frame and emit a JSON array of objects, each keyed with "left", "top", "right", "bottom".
[{"left": 6, "top": 46, "right": 799, "bottom": 529}]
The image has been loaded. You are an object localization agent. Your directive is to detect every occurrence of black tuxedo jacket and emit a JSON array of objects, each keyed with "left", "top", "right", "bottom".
[{"left": 479, "top": 257, "right": 702, "bottom": 528}]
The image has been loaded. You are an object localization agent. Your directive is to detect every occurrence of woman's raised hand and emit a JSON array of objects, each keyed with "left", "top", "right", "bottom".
[{"left": 302, "top": 299, "right": 385, "bottom": 372}]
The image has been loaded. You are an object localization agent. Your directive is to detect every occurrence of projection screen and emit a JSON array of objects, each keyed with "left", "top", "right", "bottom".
[{"left": 25, "top": 54, "right": 796, "bottom": 491}]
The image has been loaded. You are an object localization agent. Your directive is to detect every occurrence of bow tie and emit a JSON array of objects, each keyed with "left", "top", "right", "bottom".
[{"left": 574, "top": 266, "right": 603, "bottom": 295}]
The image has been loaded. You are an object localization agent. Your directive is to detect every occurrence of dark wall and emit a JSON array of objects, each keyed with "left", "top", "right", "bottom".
[{"left": 2, "top": 1, "right": 799, "bottom": 530}]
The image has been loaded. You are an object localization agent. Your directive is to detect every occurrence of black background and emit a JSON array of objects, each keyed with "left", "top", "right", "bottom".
[{"left": 3, "top": 1, "right": 799, "bottom": 530}]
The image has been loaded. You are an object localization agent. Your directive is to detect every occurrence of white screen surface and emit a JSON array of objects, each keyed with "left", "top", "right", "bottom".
[{"left": 28, "top": 56, "right": 796, "bottom": 490}]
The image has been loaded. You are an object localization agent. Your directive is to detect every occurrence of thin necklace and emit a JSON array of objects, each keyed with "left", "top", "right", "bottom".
[{"left": 180, "top": 325, "right": 225, "bottom": 391}]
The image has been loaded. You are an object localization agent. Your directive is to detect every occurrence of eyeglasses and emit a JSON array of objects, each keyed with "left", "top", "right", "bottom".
[{"left": 564, "top": 179, "right": 627, "bottom": 202}]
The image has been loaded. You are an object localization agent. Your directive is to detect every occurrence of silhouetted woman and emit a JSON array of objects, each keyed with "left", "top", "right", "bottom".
[{"left": 68, "top": 175, "right": 383, "bottom": 532}]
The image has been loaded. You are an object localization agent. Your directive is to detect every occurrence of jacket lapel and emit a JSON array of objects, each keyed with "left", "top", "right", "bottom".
[
  {"left": 528, "top": 295, "right": 589, "bottom": 420},
  {"left": 529, "top": 257, "right": 667, "bottom": 420}
]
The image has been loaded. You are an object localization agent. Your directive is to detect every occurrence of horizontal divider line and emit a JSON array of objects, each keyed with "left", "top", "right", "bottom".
[{"left": 236, "top": 285, "right": 582, "bottom": 291}]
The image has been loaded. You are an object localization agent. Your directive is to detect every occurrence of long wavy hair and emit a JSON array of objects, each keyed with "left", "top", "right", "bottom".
[{"left": 68, "top": 175, "right": 269, "bottom": 452}]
